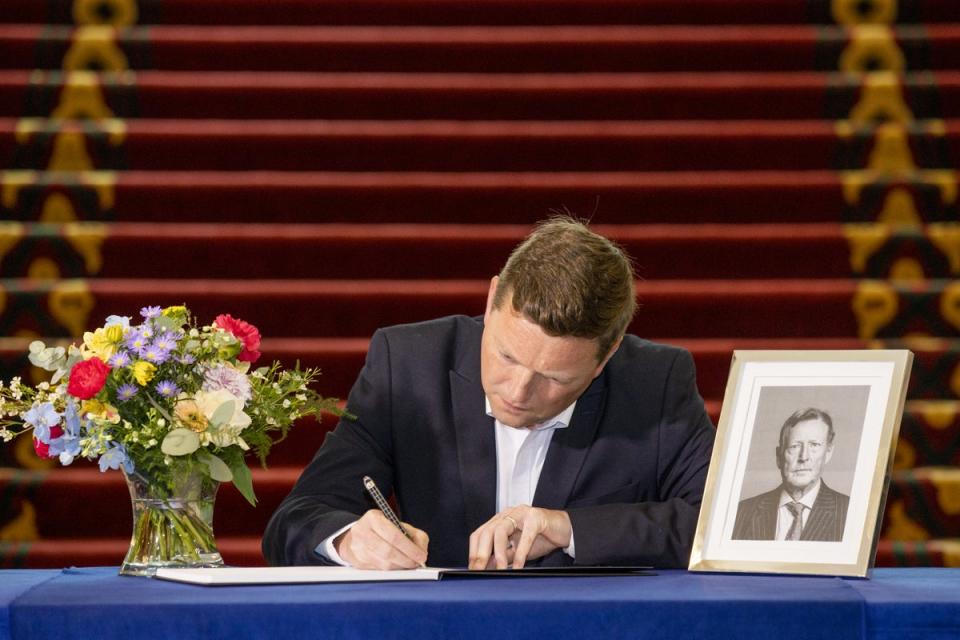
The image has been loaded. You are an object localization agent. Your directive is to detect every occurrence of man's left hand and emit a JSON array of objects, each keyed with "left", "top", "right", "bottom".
[{"left": 468, "top": 505, "right": 572, "bottom": 570}]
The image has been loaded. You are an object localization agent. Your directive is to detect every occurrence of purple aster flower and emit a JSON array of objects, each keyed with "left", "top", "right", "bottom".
[
  {"left": 116, "top": 384, "right": 138, "bottom": 402},
  {"left": 178, "top": 353, "right": 196, "bottom": 365},
  {"left": 140, "top": 306, "right": 162, "bottom": 319},
  {"left": 140, "top": 344, "right": 171, "bottom": 364},
  {"left": 155, "top": 380, "right": 179, "bottom": 398},
  {"left": 109, "top": 351, "right": 132, "bottom": 368},
  {"left": 125, "top": 328, "right": 150, "bottom": 352},
  {"left": 153, "top": 331, "right": 180, "bottom": 352}
]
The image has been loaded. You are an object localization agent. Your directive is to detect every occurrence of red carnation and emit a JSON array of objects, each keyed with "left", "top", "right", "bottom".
[
  {"left": 33, "top": 426, "right": 63, "bottom": 458},
  {"left": 214, "top": 314, "right": 262, "bottom": 363},
  {"left": 67, "top": 357, "right": 111, "bottom": 400}
]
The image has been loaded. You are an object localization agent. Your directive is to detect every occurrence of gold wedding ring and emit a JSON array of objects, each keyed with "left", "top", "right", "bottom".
[{"left": 504, "top": 515, "right": 519, "bottom": 531}]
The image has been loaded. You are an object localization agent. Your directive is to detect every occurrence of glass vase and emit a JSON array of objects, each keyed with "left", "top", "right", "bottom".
[{"left": 119, "top": 465, "right": 224, "bottom": 577}]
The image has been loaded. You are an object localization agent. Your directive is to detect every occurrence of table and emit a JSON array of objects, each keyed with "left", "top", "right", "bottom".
[{"left": 1, "top": 567, "right": 958, "bottom": 639}]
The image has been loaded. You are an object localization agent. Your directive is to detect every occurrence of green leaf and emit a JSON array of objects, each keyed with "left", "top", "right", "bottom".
[
  {"left": 210, "top": 399, "right": 236, "bottom": 426},
  {"left": 198, "top": 451, "right": 233, "bottom": 482},
  {"left": 227, "top": 455, "right": 257, "bottom": 507},
  {"left": 160, "top": 428, "right": 200, "bottom": 456}
]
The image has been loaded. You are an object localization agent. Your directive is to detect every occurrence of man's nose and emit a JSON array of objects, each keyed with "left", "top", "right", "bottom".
[
  {"left": 506, "top": 370, "right": 535, "bottom": 403},
  {"left": 796, "top": 444, "right": 808, "bottom": 460}
]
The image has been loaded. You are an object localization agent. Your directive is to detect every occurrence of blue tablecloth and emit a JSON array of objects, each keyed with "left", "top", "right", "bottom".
[{"left": 1, "top": 567, "right": 957, "bottom": 639}]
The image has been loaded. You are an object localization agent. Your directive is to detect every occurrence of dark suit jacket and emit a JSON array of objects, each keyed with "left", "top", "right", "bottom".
[
  {"left": 731, "top": 481, "right": 849, "bottom": 541},
  {"left": 262, "top": 315, "right": 715, "bottom": 568}
]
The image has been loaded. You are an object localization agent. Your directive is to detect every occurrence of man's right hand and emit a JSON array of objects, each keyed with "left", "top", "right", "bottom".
[{"left": 334, "top": 509, "right": 429, "bottom": 570}]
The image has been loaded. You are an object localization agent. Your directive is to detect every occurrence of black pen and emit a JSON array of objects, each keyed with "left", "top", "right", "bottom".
[{"left": 362, "top": 475, "right": 412, "bottom": 540}]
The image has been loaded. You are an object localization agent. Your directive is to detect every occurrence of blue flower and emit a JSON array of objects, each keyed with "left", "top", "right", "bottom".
[
  {"left": 99, "top": 444, "right": 134, "bottom": 473},
  {"left": 155, "top": 380, "right": 179, "bottom": 398},
  {"left": 104, "top": 315, "right": 131, "bottom": 330},
  {"left": 116, "top": 384, "right": 138, "bottom": 402},
  {"left": 24, "top": 402, "right": 61, "bottom": 443},
  {"left": 49, "top": 400, "right": 82, "bottom": 465},
  {"left": 109, "top": 351, "right": 132, "bottom": 368},
  {"left": 140, "top": 306, "right": 162, "bottom": 319}
]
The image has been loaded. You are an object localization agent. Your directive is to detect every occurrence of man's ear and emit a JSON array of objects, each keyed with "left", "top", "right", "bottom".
[
  {"left": 484, "top": 276, "right": 499, "bottom": 322},
  {"left": 824, "top": 442, "right": 834, "bottom": 465},
  {"left": 776, "top": 447, "right": 785, "bottom": 469},
  {"left": 592, "top": 335, "right": 623, "bottom": 378}
]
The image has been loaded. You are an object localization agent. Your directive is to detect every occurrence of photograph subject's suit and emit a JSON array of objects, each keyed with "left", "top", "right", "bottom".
[
  {"left": 263, "top": 315, "right": 715, "bottom": 568},
  {"left": 731, "top": 482, "right": 849, "bottom": 542}
]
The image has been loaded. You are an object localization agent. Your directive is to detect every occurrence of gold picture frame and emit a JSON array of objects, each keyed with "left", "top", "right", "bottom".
[{"left": 689, "top": 350, "right": 913, "bottom": 577}]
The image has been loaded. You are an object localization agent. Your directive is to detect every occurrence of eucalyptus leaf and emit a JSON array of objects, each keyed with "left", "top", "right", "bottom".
[
  {"left": 210, "top": 399, "right": 236, "bottom": 426},
  {"left": 227, "top": 456, "right": 257, "bottom": 507},
  {"left": 198, "top": 451, "right": 233, "bottom": 482},
  {"left": 161, "top": 428, "right": 200, "bottom": 456}
]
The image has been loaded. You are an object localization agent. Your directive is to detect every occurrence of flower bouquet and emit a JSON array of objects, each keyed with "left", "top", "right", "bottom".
[{"left": 0, "top": 305, "right": 343, "bottom": 576}]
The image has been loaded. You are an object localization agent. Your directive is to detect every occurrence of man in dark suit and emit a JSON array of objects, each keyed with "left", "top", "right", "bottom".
[
  {"left": 732, "top": 408, "right": 849, "bottom": 541},
  {"left": 263, "top": 217, "right": 715, "bottom": 570}
]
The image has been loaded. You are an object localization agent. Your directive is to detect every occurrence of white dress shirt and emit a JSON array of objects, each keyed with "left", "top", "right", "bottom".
[{"left": 316, "top": 398, "right": 577, "bottom": 564}]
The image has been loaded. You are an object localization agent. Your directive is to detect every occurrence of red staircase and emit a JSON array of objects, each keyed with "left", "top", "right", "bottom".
[{"left": 1, "top": 0, "right": 959, "bottom": 569}]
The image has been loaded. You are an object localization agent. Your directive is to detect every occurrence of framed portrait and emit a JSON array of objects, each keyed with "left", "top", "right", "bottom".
[{"left": 689, "top": 350, "right": 913, "bottom": 577}]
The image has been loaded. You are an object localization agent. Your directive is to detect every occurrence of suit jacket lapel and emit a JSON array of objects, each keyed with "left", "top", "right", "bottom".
[
  {"left": 450, "top": 331, "right": 497, "bottom": 534},
  {"left": 532, "top": 373, "right": 606, "bottom": 510},
  {"left": 802, "top": 483, "right": 838, "bottom": 541}
]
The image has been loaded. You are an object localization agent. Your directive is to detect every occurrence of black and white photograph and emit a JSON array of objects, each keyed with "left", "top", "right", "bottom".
[{"left": 689, "top": 350, "right": 913, "bottom": 577}]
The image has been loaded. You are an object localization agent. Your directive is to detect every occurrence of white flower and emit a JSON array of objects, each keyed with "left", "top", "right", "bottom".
[{"left": 195, "top": 388, "right": 251, "bottom": 450}]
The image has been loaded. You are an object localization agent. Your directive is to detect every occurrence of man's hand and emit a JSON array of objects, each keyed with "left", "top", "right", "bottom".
[
  {"left": 468, "top": 505, "right": 572, "bottom": 570},
  {"left": 334, "top": 509, "right": 429, "bottom": 570}
]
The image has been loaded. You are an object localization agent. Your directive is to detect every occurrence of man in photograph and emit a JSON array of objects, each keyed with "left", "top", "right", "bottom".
[{"left": 732, "top": 407, "right": 849, "bottom": 542}]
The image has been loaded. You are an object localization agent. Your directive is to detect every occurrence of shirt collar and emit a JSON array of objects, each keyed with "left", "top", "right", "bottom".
[
  {"left": 485, "top": 397, "right": 576, "bottom": 432},
  {"left": 779, "top": 479, "right": 822, "bottom": 509}
]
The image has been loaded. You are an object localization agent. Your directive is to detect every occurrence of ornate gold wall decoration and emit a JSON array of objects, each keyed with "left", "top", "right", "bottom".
[
  {"left": 48, "top": 279, "right": 94, "bottom": 337},
  {"left": 73, "top": 0, "right": 138, "bottom": 27},
  {"left": 839, "top": 25, "right": 905, "bottom": 73},
  {"left": 848, "top": 72, "right": 915, "bottom": 124},
  {"left": 64, "top": 222, "right": 107, "bottom": 274},
  {"left": 852, "top": 280, "right": 899, "bottom": 339},
  {"left": 832, "top": 0, "right": 897, "bottom": 26},
  {"left": 63, "top": 26, "right": 130, "bottom": 73}
]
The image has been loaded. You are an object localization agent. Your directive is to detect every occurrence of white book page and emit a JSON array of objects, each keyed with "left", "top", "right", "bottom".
[{"left": 154, "top": 566, "right": 444, "bottom": 585}]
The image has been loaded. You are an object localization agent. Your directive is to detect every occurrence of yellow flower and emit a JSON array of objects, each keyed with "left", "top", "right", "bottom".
[
  {"left": 175, "top": 399, "right": 209, "bottom": 433},
  {"left": 132, "top": 361, "right": 157, "bottom": 386},
  {"left": 82, "top": 325, "right": 125, "bottom": 361},
  {"left": 81, "top": 399, "right": 120, "bottom": 423},
  {"left": 161, "top": 305, "right": 188, "bottom": 324}
]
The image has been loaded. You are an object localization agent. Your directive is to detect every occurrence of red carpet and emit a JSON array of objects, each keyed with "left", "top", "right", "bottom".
[{"left": 1, "top": 0, "right": 959, "bottom": 569}]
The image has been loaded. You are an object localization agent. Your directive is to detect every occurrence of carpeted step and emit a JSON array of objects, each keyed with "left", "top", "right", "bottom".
[
  {"left": 4, "top": 25, "right": 960, "bottom": 73},
  {"left": 4, "top": 464, "right": 959, "bottom": 542},
  {"left": 875, "top": 538, "right": 960, "bottom": 567},
  {"left": 0, "top": 536, "right": 267, "bottom": 569},
  {"left": 3, "top": 536, "right": 955, "bottom": 570},
  {"left": 6, "top": 169, "right": 957, "bottom": 224},
  {"left": 882, "top": 468, "right": 960, "bottom": 543},
  {"left": 0, "top": 277, "right": 886, "bottom": 339},
  {"left": 4, "top": 70, "right": 959, "bottom": 120},
  {"left": 9, "top": 221, "right": 955, "bottom": 280},
  {"left": 5, "top": 119, "right": 959, "bottom": 172},
  {"left": 4, "top": 336, "right": 960, "bottom": 430},
  {"left": 5, "top": 0, "right": 958, "bottom": 27}
]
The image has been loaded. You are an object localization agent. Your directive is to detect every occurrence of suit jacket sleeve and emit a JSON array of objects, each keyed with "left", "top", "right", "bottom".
[
  {"left": 262, "top": 329, "right": 396, "bottom": 566},
  {"left": 565, "top": 348, "right": 714, "bottom": 568}
]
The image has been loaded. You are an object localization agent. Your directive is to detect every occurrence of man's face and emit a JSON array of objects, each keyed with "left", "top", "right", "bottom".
[
  {"left": 778, "top": 418, "right": 834, "bottom": 495},
  {"left": 480, "top": 278, "right": 614, "bottom": 429}
]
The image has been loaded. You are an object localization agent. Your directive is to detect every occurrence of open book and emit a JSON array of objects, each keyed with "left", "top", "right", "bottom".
[{"left": 154, "top": 565, "right": 653, "bottom": 586}]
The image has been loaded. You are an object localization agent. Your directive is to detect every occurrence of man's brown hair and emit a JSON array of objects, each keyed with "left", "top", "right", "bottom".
[{"left": 493, "top": 216, "right": 636, "bottom": 359}]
